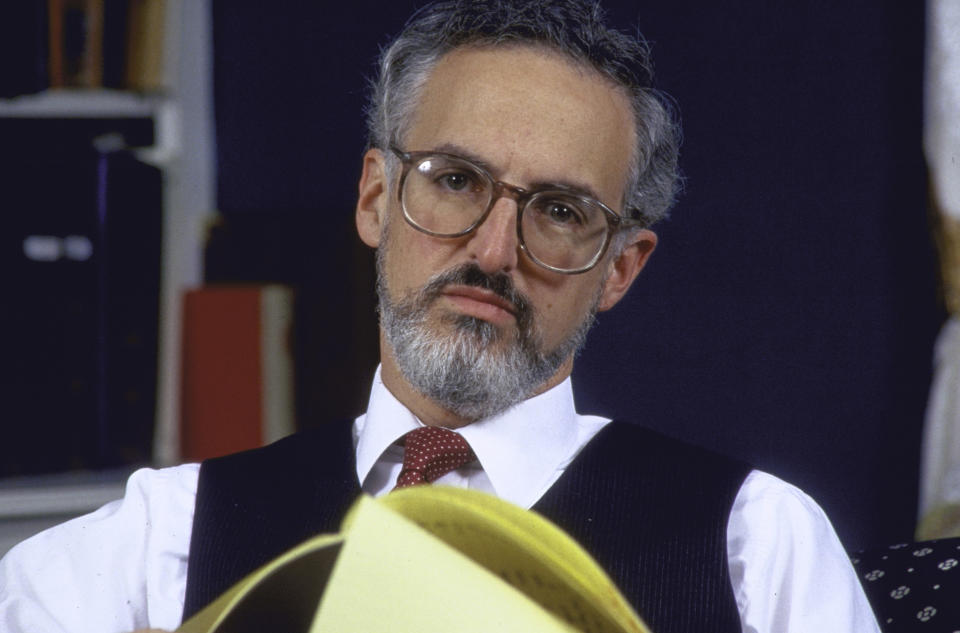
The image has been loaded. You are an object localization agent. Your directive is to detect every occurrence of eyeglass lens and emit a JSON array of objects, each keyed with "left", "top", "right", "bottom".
[{"left": 402, "top": 154, "right": 610, "bottom": 272}]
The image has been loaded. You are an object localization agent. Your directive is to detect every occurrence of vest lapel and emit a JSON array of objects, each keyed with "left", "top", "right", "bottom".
[
  {"left": 182, "top": 421, "right": 360, "bottom": 620},
  {"left": 533, "top": 421, "right": 749, "bottom": 633}
]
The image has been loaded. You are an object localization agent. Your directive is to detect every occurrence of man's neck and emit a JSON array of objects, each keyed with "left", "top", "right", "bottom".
[{"left": 377, "top": 331, "right": 573, "bottom": 429}]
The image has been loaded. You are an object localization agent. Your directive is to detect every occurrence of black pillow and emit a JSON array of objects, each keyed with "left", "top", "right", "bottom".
[{"left": 852, "top": 538, "right": 960, "bottom": 632}]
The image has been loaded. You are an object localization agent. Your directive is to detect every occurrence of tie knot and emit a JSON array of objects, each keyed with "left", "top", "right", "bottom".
[{"left": 394, "top": 426, "right": 476, "bottom": 489}]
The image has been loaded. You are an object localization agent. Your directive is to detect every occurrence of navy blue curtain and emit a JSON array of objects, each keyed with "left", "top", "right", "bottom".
[{"left": 210, "top": 1, "right": 944, "bottom": 551}]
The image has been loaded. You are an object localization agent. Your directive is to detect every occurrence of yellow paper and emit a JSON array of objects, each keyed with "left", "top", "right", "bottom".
[
  {"left": 178, "top": 487, "right": 653, "bottom": 633},
  {"left": 379, "top": 486, "right": 649, "bottom": 633},
  {"left": 312, "top": 496, "right": 578, "bottom": 632},
  {"left": 176, "top": 534, "right": 343, "bottom": 633}
]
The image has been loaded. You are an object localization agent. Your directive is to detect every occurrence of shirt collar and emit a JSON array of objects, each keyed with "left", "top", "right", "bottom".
[{"left": 354, "top": 365, "right": 580, "bottom": 508}]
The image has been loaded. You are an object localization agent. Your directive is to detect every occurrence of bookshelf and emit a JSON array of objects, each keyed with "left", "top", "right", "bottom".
[{"left": 0, "top": 0, "right": 213, "bottom": 542}]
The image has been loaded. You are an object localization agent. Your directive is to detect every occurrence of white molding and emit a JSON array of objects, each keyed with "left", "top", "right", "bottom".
[
  {"left": 0, "top": 480, "right": 126, "bottom": 519},
  {"left": 153, "top": 0, "right": 215, "bottom": 466},
  {"left": 0, "top": 472, "right": 128, "bottom": 556},
  {"left": 0, "top": 89, "right": 165, "bottom": 118}
]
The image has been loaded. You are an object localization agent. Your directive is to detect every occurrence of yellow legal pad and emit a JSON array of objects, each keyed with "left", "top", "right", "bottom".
[{"left": 177, "top": 486, "right": 653, "bottom": 633}]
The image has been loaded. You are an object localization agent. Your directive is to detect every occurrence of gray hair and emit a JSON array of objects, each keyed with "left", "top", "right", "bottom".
[{"left": 364, "top": 0, "right": 681, "bottom": 227}]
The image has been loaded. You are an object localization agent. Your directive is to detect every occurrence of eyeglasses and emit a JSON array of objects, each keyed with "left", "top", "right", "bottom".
[{"left": 390, "top": 146, "right": 645, "bottom": 274}]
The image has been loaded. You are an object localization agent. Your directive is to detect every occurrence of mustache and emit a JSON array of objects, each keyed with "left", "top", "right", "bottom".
[{"left": 420, "top": 263, "right": 533, "bottom": 330}]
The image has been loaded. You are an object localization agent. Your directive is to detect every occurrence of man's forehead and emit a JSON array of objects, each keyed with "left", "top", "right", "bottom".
[{"left": 404, "top": 45, "right": 635, "bottom": 207}]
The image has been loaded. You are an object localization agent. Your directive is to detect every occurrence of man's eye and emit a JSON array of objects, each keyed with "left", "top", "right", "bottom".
[
  {"left": 436, "top": 172, "right": 474, "bottom": 192},
  {"left": 541, "top": 202, "right": 585, "bottom": 226}
]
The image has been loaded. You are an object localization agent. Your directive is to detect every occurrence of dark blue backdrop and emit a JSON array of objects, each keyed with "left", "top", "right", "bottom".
[{"left": 209, "top": 1, "right": 944, "bottom": 551}]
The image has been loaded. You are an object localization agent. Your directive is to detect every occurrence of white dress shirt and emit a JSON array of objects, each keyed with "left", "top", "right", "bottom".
[{"left": 0, "top": 368, "right": 879, "bottom": 632}]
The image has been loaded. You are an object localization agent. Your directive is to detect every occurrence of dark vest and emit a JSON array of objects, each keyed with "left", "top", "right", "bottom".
[{"left": 183, "top": 420, "right": 751, "bottom": 633}]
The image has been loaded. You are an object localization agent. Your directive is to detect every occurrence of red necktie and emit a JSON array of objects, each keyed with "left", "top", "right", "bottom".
[{"left": 393, "top": 426, "right": 476, "bottom": 489}]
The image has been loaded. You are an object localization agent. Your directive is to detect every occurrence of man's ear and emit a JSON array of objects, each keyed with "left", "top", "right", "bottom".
[
  {"left": 356, "top": 148, "right": 389, "bottom": 248},
  {"left": 597, "top": 229, "right": 657, "bottom": 312}
]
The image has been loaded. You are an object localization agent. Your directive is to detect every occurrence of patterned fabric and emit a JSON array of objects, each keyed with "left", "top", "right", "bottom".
[
  {"left": 394, "top": 426, "right": 476, "bottom": 489},
  {"left": 852, "top": 538, "right": 960, "bottom": 631}
]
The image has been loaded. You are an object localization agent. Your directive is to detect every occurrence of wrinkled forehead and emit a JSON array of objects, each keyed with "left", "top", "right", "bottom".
[{"left": 404, "top": 44, "right": 636, "bottom": 211}]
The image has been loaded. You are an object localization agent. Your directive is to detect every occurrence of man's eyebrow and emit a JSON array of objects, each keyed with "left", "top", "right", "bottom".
[
  {"left": 429, "top": 142, "right": 610, "bottom": 205},
  {"left": 527, "top": 178, "right": 606, "bottom": 205},
  {"left": 431, "top": 142, "right": 498, "bottom": 173}
]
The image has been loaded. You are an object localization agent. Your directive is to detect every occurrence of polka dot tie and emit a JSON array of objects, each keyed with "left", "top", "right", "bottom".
[{"left": 393, "top": 426, "right": 476, "bottom": 489}]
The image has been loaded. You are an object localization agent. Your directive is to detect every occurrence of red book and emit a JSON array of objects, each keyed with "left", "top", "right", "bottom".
[{"left": 180, "top": 285, "right": 295, "bottom": 461}]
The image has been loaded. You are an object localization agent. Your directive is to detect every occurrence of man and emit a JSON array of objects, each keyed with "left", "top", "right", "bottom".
[{"left": 0, "top": 1, "right": 879, "bottom": 632}]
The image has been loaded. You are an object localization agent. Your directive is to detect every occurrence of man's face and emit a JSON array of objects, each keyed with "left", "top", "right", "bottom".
[{"left": 357, "top": 45, "right": 653, "bottom": 421}]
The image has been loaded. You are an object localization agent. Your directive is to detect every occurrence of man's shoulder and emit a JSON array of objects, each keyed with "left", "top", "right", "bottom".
[
  {"left": 543, "top": 418, "right": 753, "bottom": 524},
  {"left": 192, "top": 422, "right": 359, "bottom": 514},
  {"left": 587, "top": 419, "right": 752, "bottom": 473},
  {"left": 201, "top": 422, "right": 355, "bottom": 475}
]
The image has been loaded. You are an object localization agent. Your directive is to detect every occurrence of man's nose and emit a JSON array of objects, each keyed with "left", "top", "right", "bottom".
[{"left": 466, "top": 197, "right": 520, "bottom": 274}]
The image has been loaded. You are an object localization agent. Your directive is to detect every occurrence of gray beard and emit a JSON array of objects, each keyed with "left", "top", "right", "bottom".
[{"left": 376, "top": 250, "right": 598, "bottom": 422}]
